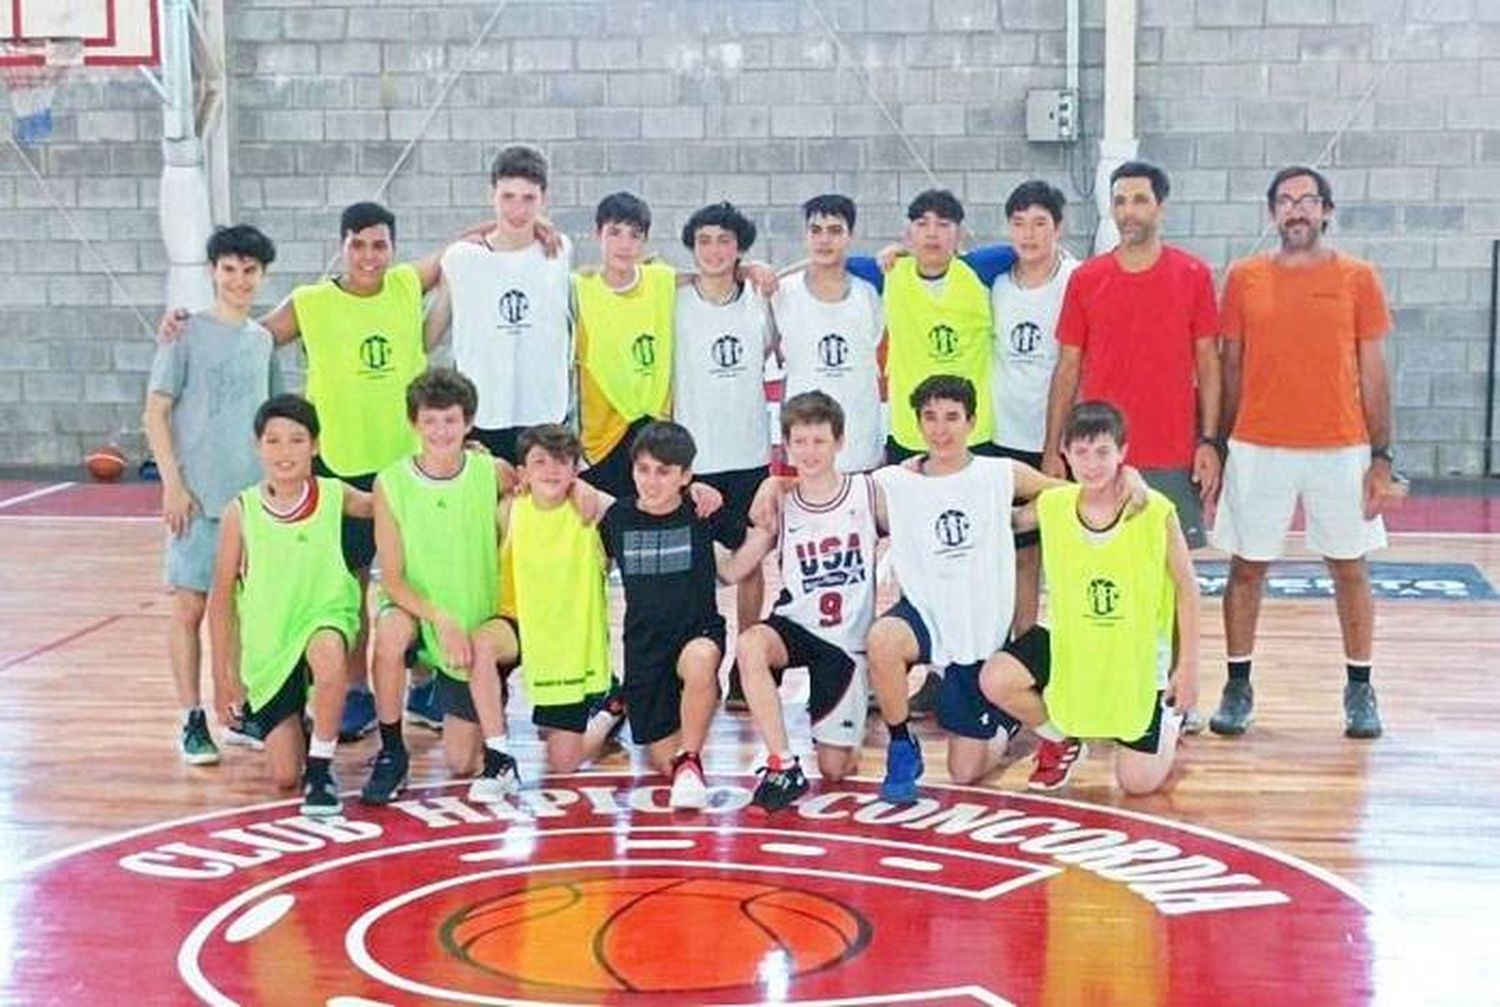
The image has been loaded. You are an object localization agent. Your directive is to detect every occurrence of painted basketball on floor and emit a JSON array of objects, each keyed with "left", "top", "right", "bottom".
[
  {"left": 83, "top": 445, "right": 127, "bottom": 483},
  {"left": 443, "top": 875, "right": 869, "bottom": 992}
]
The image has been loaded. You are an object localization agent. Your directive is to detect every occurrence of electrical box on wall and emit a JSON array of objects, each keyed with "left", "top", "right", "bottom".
[{"left": 1026, "top": 89, "right": 1076, "bottom": 142}]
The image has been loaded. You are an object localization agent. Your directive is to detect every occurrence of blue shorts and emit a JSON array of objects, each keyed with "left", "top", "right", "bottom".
[
  {"left": 936, "top": 627, "right": 1047, "bottom": 740},
  {"left": 164, "top": 515, "right": 221, "bottom": 593}
]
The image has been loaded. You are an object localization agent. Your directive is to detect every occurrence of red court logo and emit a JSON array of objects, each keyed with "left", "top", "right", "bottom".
[{"left": 6, "top": 775, "right": 1374, "bottom": 1005}]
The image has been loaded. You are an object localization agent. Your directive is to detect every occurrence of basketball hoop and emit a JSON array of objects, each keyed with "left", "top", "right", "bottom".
[{"left": 1, "top": 37, "right": 84, "bottom": 145}]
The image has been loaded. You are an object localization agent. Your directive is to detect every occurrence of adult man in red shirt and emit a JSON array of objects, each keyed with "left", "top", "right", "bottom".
[{"left": 1042, "top": 161, "right": 1222, "bottom": 549}]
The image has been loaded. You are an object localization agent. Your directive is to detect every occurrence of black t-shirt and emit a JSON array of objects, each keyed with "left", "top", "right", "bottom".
[{"left": 599, "top": 497, "right": 729, "bottom": 674}]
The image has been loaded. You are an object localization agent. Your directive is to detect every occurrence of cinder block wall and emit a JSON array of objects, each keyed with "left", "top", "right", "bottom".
[{"left": 2, "top": 0, "right": 1496, "bottom": 474}]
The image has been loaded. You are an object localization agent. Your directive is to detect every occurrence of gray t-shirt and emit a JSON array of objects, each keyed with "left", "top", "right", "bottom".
[{"left": 148, "top": 312, "right": 280, "bottom": 515}]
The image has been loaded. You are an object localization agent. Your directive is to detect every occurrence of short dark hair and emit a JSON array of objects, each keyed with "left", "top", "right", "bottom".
[
  {"left": 780, "top": 390, "right": 845, "bottom": 440},
  {"left": 490, "top": 144, "right": 548, "bottom": 189},
  {"left": 1063, "top": 400, "right": 1127, "bottom": 448},
  {"left": 802, "top": 194, "right": 857, "bottom": 231},
  {"left": 340, "top": 201, "right": 396, "bottom": 242},
  {"left": 1109, "top": 161, "right": 1170, "bottom": 202},
  {"left": 909, "top": 374, "right": 976, "bottom": 420},
  {"left": 254, "top": 394, "right": 319, "bottom": 439},
  {"left": 595, "top": 191, "right": 651, "bottom": 235},
  {"left": 405, "top": 368, "right": 478, "bottom": 423},
  {"left": 907, "top": 189, "right": 965, "bottom": 224},
  {"left": 1004, "top": 180, "right": 1066, "bottom": 224},
  {"left": 206, "top": 225, "right": 276, "bottom": 267},
  {"left": 1266, "top": 164, "right": 1334, "bottom": 211},
  {"left": 682, "top": 201, "right": 756, "bottom": 254},
  {"left": 630, "top": 421, "right": 697, "bottom": 469},
  {"left": 517, "top": 423, "right": 582, "bottom": 466}
]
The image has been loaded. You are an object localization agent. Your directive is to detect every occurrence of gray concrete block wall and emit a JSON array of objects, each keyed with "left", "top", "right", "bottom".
[{"left": 1, "top": 0, "right": 1498, "bottom": 474}]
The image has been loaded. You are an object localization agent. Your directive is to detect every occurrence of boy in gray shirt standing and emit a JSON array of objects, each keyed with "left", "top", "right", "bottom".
[{"left": 143, "top": 225, "right": 281, "bottom": 765}]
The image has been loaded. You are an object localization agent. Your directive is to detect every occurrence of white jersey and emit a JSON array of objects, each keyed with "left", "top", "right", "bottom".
[
  {"left": 773, "top": 271, "right": 885, "bottom": 472},
  {"left": 442, "top": 235, "right": 573, "bottom": 430},
  {"left": 874, "top": 457, "right": 1017, "bottom": 666},
  {"left": 990, "top": 252, "right": 1078, "bottom": 453},
  {"left": 673, "top": 283, "right": 772, "bottom": 474},
  {"left": 772, "top": 473, "right": 879, "bottom": 654}
]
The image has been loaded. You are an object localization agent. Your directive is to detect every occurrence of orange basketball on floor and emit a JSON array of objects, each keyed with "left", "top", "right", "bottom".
[
  {"left": 445, "top": 876, "right": 869, "bottom": 993},
  {"left": 84, "top": 445, "right": 127, "bottom": 483}
]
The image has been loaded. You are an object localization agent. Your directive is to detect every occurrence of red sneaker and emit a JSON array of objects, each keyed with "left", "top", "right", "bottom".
[{"left": 1028, "top": 737, "right": 1086, "bottom": 791}]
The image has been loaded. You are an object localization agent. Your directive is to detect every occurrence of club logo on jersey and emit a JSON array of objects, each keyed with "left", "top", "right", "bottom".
[
  {"left": 1088, "top": 577, "right": 1121, "bottom": 618},
  {"left": 632, "top": 333, "right": 657, "bottom": 369},
  {"left": 934, "top": 508, "right": 971, "bottom": 550},
  {"left": 711, "top": 333, "right": 745, "bottom": 371},
  {"left": 928, "top": 324, "right": 960, "bottom": 359},
  {"left": 498, "top": 289, "right": 530, "bottom": 326},
  {"left": 12, "top": 775, "right": 1373, "bottom": 1005},
  {"left": 1009, "top": 320, "right": 1042, "bottom": 355},
  {"left": 359, "top": 333, "right": 393, "bottom": 372},
  {"left": 795, "top": 532, "right": 868, "bottom": 591},
  {"left": 818, "top": 332, "right": 849, "bottom": 369}
]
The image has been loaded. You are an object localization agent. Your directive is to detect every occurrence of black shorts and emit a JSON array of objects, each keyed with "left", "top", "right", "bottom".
[
  {"left": 623, "top": 622, "right": 727, "bottom": 745},
  {"left": 243, "top": 659, "right": 310, "bottom": 739},
  {"left": 581, "top": 418, "right": 654, "bottom": 500},
  {"left": 762, "top": 615, "right": 857, "bottom": 729},
  {"left": 470, "top": 425, "right": 528, "bottom": 466},
  {"left": 699, "top": 465, "right": 770, "bottom": 550},
  {"left": 992, "top": 444, "right": 1043, "bottom": 549},
  {"left": 934, "top": 625, "right": 1047, "bottom": 741},
  {"left": 313, "top": 459, "right": 376, "bottom": 571},
  {"left": 436, "top": 667, "right": 603, "bottom": 734}
]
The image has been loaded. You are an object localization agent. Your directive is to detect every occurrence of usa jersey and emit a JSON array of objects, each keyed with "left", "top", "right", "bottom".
[{"left": 771, "top": 474, "right": 878, "bottom": 655}]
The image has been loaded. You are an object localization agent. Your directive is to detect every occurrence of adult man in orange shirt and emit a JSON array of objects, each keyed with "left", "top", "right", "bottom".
[{"left": 1209, "top": 165, "right": 1403, "bottom": 740}]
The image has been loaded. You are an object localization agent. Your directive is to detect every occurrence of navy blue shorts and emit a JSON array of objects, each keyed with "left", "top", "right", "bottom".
[{"left": 936, "top": 627, "right": 1048, "bottom": 741}]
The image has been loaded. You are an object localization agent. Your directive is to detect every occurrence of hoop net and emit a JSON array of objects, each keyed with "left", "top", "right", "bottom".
[{"left": 1, "top": 37, "right": 84, "bottom": 145}]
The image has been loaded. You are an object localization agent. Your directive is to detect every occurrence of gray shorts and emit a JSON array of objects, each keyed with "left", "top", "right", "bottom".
[
  {"left": 1141, "top": 468, "right": 1205, "bottom": 549},
  {"left": 164, "top": 515, "right": 221, "bottom": 593}
]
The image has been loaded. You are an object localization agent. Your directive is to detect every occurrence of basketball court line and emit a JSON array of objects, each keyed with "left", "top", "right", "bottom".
[
  {"left": 0, "top": 614, "right": 121, "bottom": 673},
  {"left": 0, "top": 480, "right": 72, "bottom": 510}
]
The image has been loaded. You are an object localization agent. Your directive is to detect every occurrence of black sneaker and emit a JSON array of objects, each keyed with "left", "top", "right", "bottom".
[
  {"left": 301, "top": 765, "right": 342, "bottom": 817},
  {"left": 1343, "top": 681, "right": 1383, "bottom": 739},
  {"left": 751, "top": 758, "right": 809, "bottom": 813},
  {"left": 468, "top": 748, "right": 522, "bottom": 803},
  {"left": 180, "top": 708, "right": 220, "bottom": 766},
  {"left": 360, "top": 747, "right": 409, "bottom": 806},
  {"left": 1209, "top": 679, "right": 1255, "bottom": 736}
]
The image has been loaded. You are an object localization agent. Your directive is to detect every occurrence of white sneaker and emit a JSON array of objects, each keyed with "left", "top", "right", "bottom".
[
  {"left": 467, "top": 750, "right": 521, "bottom": 803},
  {"left": 669, "top": 752, "right": 709, "bottom": 810}
]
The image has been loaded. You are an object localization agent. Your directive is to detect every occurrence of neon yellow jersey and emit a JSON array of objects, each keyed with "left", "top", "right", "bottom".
[
  {"left": 883, "top": 256, "right": 995, "bottom": 449},
  {"left": 378, "top": 452, "right": 499, "bottom": 681},
  {"left": 500, "top": 495, "right": 611, "bottom": 708},
  {"left": 574, "top": 262, "right": 675, "bottom": 463},
  {"left": 292, "top": 263, "right": 426, "bottom": 475},
  {"left": 1038, "top": 486, "right": 1175, "bottom": 740},
  {"left": 236, "top": 479, "right": 361, "bottom": 710}
]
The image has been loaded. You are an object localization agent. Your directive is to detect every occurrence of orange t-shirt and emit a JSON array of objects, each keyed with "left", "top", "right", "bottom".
[{"left": 1221, "top": 253, "right": 1391, "bottom": 448}]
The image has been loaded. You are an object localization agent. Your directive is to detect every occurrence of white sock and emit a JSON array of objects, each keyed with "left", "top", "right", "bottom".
[
  {"left": 308, "top": 737, "right": 337, "bottom": 760},
  {"left": 1035, "top": 720, "right": 1065, "bottom": 742}
]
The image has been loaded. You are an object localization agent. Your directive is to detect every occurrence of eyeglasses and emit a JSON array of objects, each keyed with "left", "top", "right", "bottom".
[{"left": 1273, "top": 194, "right": 1325, "bottom": 211}]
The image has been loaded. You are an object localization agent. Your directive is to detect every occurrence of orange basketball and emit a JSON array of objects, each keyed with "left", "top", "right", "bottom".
[
  {"left": 445, "top": 876, "right": 868, "bottom": 993},
  {"left": 84, "top": 445, "right": 127, "bottom": 483}
]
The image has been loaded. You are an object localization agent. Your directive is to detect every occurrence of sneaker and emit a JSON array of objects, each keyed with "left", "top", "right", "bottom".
[
  {"left": 339, "top": 688, "right": 377, "bottom": 742},
  {"left": 880, "top": 734, "right": 924, "bottom": 804},
  {"left": 405, "top": 679, "right": 444, "bottom": 732},
  {"left": 724, "top": 665, "right": 749, "bottom": 712},
  {"left": 1181, "top": 707, "right": 1208, "bottom": 736},
  {"left": 907, "top": 668, "right": 940, "bottom": 720},
  {"left": 301, "top": 765, "right": 342, "bottom": 817},
  {"left": 1343, "top": 681, "right": 1383, "bottom": 739},
  {"left": 669, "top": 752, "right": 709, "bottom": 810},
  {"left": 360, "top": 747, "right": 409, "bottom": 806},
  {"left": 1209, "top": 679, "right": 1255, "bottom": 736},
  {"left": 1028, "top": 737, "right": 1086, "bottom": 791},
  {"left": 751, "top": 758, "right": 809, "bottom": 813},
  {"left": 180, "top": 709, "right": 220, "bottom": 766},
  {"left": 587, "top": 689, "right": 628, "bottom": 753},
  {"left": 468, "top": 748, "right": 522, "bottom": 803}
]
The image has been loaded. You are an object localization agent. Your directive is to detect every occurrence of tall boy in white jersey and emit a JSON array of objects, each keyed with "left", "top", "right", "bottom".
[
  {"left": 721, "top": 392, "right": 878, "bottom": 813},
  {"left": 991, "top": 180, "right": 1079, "bottom": 633},
  {"left": 426, "top": 145, "right": 572, "bottom": 464},
  {"left": 771, "top": 195, "right": 886, "bottom": 473},
  {"left": 673, "top": 201, "right": 775, "bottom": 645}
]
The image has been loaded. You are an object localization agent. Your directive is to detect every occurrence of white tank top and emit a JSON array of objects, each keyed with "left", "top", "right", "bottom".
[
  {"left": 673, "top": 284, "right": 772, "bottom": 474},
  {"left": 773, "top": 271, "right": 885, "bottom": 472},
  {"left": 990, "top": 253, "right": 1077, "bottom": 453},
  {"left": 772, "top": 473, "right": 879, "bottom": 654},
  {"left": 874, "top": 457, "right": 1017, "bottom": 666},
  {"left": 442, "top": 236, "right": 573, "bottom": 429}
]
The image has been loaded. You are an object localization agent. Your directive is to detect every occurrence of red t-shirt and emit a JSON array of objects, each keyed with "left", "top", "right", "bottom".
[{"left": 1056, "top": 245, "right": 1219, "bottom": 468}]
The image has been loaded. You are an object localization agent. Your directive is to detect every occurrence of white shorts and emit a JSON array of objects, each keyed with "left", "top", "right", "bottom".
[{"left": 1211, "top": 440, "right": 1387, "bottom": 561}]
